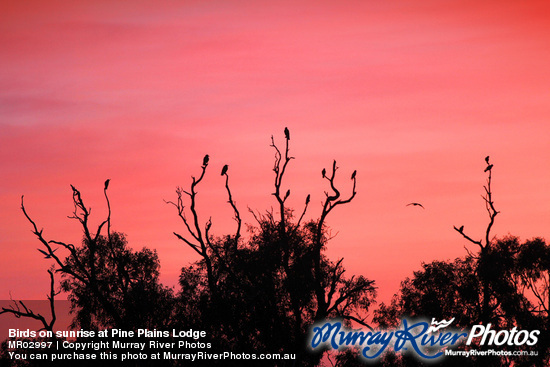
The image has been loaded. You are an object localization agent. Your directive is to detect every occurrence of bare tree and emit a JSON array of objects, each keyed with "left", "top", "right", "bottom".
[
  {"left": 453, "top": 156, "right": 499, "bottom": 252},
  {"left": 453, "top": 156, "right": 499, "bottom": 323},
  {"left": 166, "top": 155, "right": 242, "bottom": 301},
  {"left": 19, "top": 185, "right": 126, "bottom": 328},
  {"left": 17, "top": 183, "right": 171, "bottom": 331},
  {"left": 172, "top": 129, "right": 376, "bottom": 366}
]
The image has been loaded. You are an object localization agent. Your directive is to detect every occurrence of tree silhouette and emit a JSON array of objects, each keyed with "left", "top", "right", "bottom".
[
  {"left": 374, "top": 158, "right": 549, "bottom": 366},
  {"left": 61, "top": 232, "right": 174, "bottom": 331},
  {"left": 2, "top": 129, "right": 376, "bottom": 366},
  {"left": 0, "top": 184, "right": 175, "bottom": 367},
  {"left": 170, "top": 129, "right": 376, "bottom": 365},
  {"left": 374, "top": 237, "right": 550, "bottom": 366},
  {"left": 4, "top": 144, "right": 549, "bottom": 367},
  {"left": 14, "top": 182, "right": 174, "bottom": 334},
  {"left": 0, "top": 269, "right": 58, "bottom": 334}
]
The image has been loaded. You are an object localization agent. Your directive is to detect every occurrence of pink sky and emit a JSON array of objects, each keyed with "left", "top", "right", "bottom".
[{"left": 1, "top": 0, "right": 550, "bottom": 312}]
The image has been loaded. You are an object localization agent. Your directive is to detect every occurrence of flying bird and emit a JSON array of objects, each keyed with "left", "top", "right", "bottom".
[
  {"left": 485, "top": 156, "right": 490, "bottom": 164},
  {"left": 284, "top": 127, "right": 290, "bottom": 140},
  {"left": 284, "top": 189, "right": 290, "bottom": 201},
  {"left": 322, "top": 168, "right": 326, "bottom": 178},
  {"left": 305, "top": 194, "right": 310, "bottom": 205},
  {"left": 203, "top": 154, "right": 210, "bottom": 166},
  {"left": 221, "top": 164, "right": 228, "bottom": 175},
  {"left": 407, "top": 202, "right": 425, "bottom": 209},
  {"left": 351, "top": 170, "right": 357, "bottom": 180},
  {"left": 484, "top": 164, "right": 493, "bottom": 172},
  {"left": 104, "top": 179, "right": 110, "bottom": 190}
]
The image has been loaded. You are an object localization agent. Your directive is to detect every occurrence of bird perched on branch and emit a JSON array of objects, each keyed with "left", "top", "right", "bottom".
[
  {"left": 284, "top": 127, "right": 290, "bottom": 140},
  {"left": 351, "top": 170, "right": 357, "bottom": 180},
  {"left": 407, "top": 202, "right": 424, "bottom": 209},
  {"left": 322, "top": 168, "right": 326, "bottom": 178},
  {"left": 484, "top": 164, "right": 493, "bottom": 172},
  {"left": 284, "top": 189, "right": 290, "bottom": 201},
  {"left": 458, "top": 225, "right": 464, "bottom": 233},
  {"left": 104, "top": 179, "right": 110, "bottom": 190},
  {"left": 203, "top": 154, "right": 210, "bottom": 166},
  {"left": 485, "top": 156, "right": 490, "bottom": 164},
  {"left": 305, "top": 194, "right": 310, "bottom": 205},
  {"left": 221, "top": 164, "right": 228, "bottom": 175}
]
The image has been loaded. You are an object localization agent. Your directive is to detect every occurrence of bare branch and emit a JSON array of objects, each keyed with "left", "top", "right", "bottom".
[
  {"left": 21, "top": 196, "right": 67, "bottom": 270},
  {"left": 454, "top": 226, "right": 483, "bottom": 249},
  {"left": 223, "top": 168, "right": 241, "bottom": 246},
  {"left": 46, "top": 269, "right": 58, "bottom": 331},
  {"left": 313, "top": 161, "right": 358, "bottom": 319},
  {"left": 21, "top": 185, "right": 133, "bottom": 328},
  {"left": 454, "top": 158, "right": 499, "bottom": 250},
  {"left": 1, "top": 270, "right": 58, "bottom": 333},
  {"left": 341, "top": 315, "right": 374, "bottom": 331},
  {"left": 247, "top": 206, "right": 262, "bottom": 226},
  {"left": 463, "top": 244, "right": 477, "bottom": 258},
  {"left": 101, "top": 179, "right": 112, "bottom": 242},
  {"left": 165, "top": 189, "right": 199, "bottom": 242},
  {"left": 173, "top": 232, "right": 202, "bottom": 255},
  {"left": 168, "top": 156, "right": 218, "bottom": 296},
  {"left": 483, "top": 167, "right": 499, "bottom": 247},
  {"left": 319, "top": 160, "right": 357, "bottom": 228},
  {"left": 296, "top": 194, "right": 310, "bottom": 227},
  {"left": 67, "top": 185, "right": 93, "bottom": 241},
  {"left": 270, "top": 131, "right": 294, "bottom": 226}
]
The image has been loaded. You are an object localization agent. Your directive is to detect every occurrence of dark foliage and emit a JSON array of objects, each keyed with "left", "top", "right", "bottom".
[
  {"left": 61, "top": 232, "right": 174, "bottom": 331},
  {"left": 373, "top": 158, "right": 549, "bottom": 366},
  {"left": 171, "top": 131, "right": 376, "bottom": 365},
  {"left": 2, "top": 130, "right": 376, "bottom": 366},
  {"left": 177, "top": 214, "right": 376, "bottom": 366},
  {"left": 374, "top": 237, "right": 550, "bottom": 366}
]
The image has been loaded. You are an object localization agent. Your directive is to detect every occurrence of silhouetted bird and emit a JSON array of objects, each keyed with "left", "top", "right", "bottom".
[
  {"left": 284, "top": 127, "right": 290, "bottom": 140},
  {"left": 104, "top": 179, "right": 110, "bottom": 190},
  {"left": 485, "top": 156, "right": 490, "bottom": 164},
  {"left": 484, "top": 164, "right": 493, "bottom": 172},
  {"left": 458, "top": 225, "right": 464, "bottom": 233},
  {"left": 322, "top": 168, "right": 326, "bottom": 178},
  {"left": 407, "top": 202, "right": 425, "bottom": 209},
  {"left": 203, "top": 154, "right": 210, "bottom": 166},
  {"left": 284, "top": 189, "right": 290, "bottom": 201},
  {"left": 221, "top": 165, "right": 228, "bottom": 175},
  {"left": 306, "top": 194, "right": 310, "bottom": 205},
  {"left": 351, "top": 170, "right": 357, "bottom": 180}
]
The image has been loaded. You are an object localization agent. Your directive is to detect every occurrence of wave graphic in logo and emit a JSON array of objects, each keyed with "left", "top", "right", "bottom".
[{"left": 427, "top": 317, "right": 455, "bottom": 333}]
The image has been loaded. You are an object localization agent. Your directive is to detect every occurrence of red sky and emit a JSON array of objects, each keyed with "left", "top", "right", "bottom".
[{"left": 1, "top": 0, "right": 550, "bottom": 312}]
